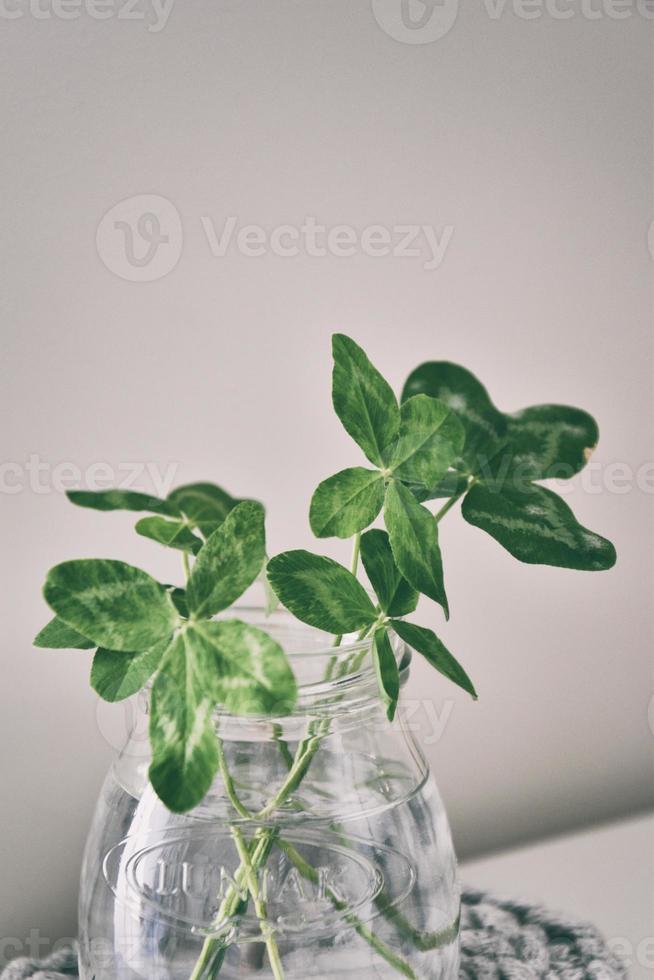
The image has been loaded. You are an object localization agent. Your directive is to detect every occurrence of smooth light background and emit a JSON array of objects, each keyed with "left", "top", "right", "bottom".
[{"left": 1, "top": 0, "right": 652, "bottom": 958}]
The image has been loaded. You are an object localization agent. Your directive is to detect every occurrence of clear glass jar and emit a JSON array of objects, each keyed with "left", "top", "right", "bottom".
[{"left": 79, "top": 609, "right": 460, "bottom": 980}]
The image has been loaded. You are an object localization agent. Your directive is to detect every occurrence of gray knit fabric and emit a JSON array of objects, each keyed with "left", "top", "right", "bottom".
[
  {"left": 0, "top": 944, "right": 79, "bottom": 980},
  {"left": 1, "top": 888, "right": 625, "bottom": 980},
  {"left": 460, "top": 889, "right": 625, "bottom": 979}
]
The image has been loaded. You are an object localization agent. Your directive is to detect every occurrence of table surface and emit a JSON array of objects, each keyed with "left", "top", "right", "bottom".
[{"left": 461, "top": 811, "right": 654, "bottom": 980}]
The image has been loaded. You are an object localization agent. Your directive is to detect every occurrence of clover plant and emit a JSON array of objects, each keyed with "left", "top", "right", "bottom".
[
  {"left": 34, "top": 334, "right": 616, "bottom": 979},
  {"left": 35, "top": 333, "right": 615, "bottom": 813}
]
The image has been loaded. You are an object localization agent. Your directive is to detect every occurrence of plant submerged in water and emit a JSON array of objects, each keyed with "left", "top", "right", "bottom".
[{"left": 35, "top": 334, "right": 616, "bottom": 979}]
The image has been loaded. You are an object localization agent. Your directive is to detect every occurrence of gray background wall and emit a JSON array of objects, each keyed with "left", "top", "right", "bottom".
[{"left": 1, "top": 0, "right": 652, "bottom": 959}]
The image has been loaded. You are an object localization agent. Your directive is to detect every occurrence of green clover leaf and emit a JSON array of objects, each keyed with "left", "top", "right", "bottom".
[
  {"left": 186, "top": 500, "right": 266, "bottom": 618},
  {"left": 332, "top": 333, "right": 400, "bottom": 467},
  {"left": 360, "top": 529, "right": 418, "bottom": 618},
  {"left": 373, "top": 627, "right": 400, "bottom": 722},
  {"left": 384, "top": 481, "right": 449, "bottom": 618},
  {"left": 43, "top": 559, "right": 179, "bottom": 652},
  {"left": 391, "top": 620, "right": 477, "bottom": 699},
  {"left": 135, "top": 516, "right": 203, "bottom": 555},
  {"left": 267, "top": 550, "right": 377, "bottom": 634},
  {"left": 310, "top": 467, "right": 385, "bottom": 539},
  {"left": 462, "top": 482, "right": 616, "bottom": 571}
]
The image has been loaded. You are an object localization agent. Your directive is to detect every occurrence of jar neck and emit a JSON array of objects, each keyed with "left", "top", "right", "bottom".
[
  {"left": 211, "top": 605, "right": 406, "bottom": 713},
  {"left": 214, "top": 630, "right": 410, "bottom": 742},
  {"left": 122, "top": 615, "right": 410, "bottom": 751},
  {"left": 113, "top": 617, "right": 419, "bottom": 809}
]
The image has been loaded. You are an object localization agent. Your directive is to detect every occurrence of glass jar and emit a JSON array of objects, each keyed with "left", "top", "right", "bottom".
[{"left": 79, "top": 609, "right": 460, "bottom": 980}]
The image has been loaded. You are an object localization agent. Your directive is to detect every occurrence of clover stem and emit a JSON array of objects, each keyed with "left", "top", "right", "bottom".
[
  {"left": 214, "top": 741, "right": 288, "bottom": 973},
  {"left": 357, "top": 614, "right": 385, "bottom": 643},
  {"left": 433, "top": 487, "right": 466, "bottom": 524},
  {"left": 182, "top": 550, "right": 191, "bottom": 582},
  {"left": 189, "top": 493, "right": 464, "bottom": 979},
  {"left": 231, "top": 827, "right": 286, "bottom": 980},
  {"left": 350, "top": 530, "right": 362, "bottom": 576},
  {"left": 188, "top": 831, "right": 276, "bottom": 980},
  {"left": 330, "top": 531, "right": 362, "bottom": 654},
  {"left": 216, "top": 737, "right": 253, "bottom": 821},
  {"left": 188, "top": 637, "right": 404, "bottom": 980},
  {"left": 255, "top": 727, "right": 325, "bottom": 821},
  {"left": 276, "top": 840, "right": 417, "bottom": 980}
]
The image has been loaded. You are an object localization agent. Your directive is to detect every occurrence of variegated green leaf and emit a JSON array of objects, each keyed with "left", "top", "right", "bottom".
[
  {"left": 186, "top": 500, "right": 266, "bottom": 618},
  {"left": 267, "top": 550, "right": 377, "bottom": 634},
  {"left": 310, "top": 467, "right": 385, "bottom": 539},
  {"left": 503, "top": 404, "right": 599, "bottom": 481},
  {"left": 167, "top": 482, "right": 241, "bottom": 537},
  {"left": 391, "top": 620, "right": 477, "bottom": 699},
  {"left": 373, "top": 628, "right": 400, "bottom": 721},
  {"left": 385, "top": 394, "right": 465, "bottom": 489},
  {"left": 402, "top": 362, "right": 506, "bottom": 472},
  {"left": 43, "top": 559, "right": 178, "bottom": 652},
  {"left": 403, "top": 365, "right": 601, "bottom": 489},
  {"left": 149, "top": 633, "right": 219, "bottom": 813},
  {"left": 360, "top": 529, "right": 418, "bottom": 618},
  {"left": 332, "top": 334, "right": 400, "bottom": 467},
  {"left": 190, "top": 620, "right": 297, "bottom": 715},
  {"left": 384, "top": 481, "right": 449, "bottom": 618},
  {"left": 33, "top": 617, "right": 94, "bottom": 650},
  {"left": 261, "top": 561, "right": 281, "bottom": 615},
  {"left": 66, "top": 489, "right": 180, "bottom": 517},
  {"left": 91, "top": 640, "right": 169, "bottom": 702},
  {"left": 462, "top": 482, "right": 616, "bottom": 571},
  {"left": 135, "top": 516, "right": 203, "bottom": 555}
]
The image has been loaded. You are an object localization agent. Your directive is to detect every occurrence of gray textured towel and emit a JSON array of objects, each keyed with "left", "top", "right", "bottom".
[{"left": 2, "top": 887, "right": 625, "bottom": 979}]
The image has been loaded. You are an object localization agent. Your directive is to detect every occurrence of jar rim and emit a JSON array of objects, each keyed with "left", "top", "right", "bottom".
[{"left": 215, "top": 604, "right": 409, "bottom": 714}]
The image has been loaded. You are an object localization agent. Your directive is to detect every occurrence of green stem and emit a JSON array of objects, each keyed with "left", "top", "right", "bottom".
[
  {"left": 255, "top": 724, "right": 327, "bottom": 821},
  {"left": 330, "top": 531, "right": 363, "bottom": 655},
  {"left": 433, "top": 476, "right": 477, "bottom": 524},
  {"left": 188, "top": 724, "right": 327, "bottom": 980},
  {"left": 189, "top": 494, "right": 466, "bottom": 979},
  {"left": 373, "top": 891, "right": 461, "bottom": 952},
  {"left": 433, "top": 491, "right": 463, "bottom": 524},
  {"left": 190, "top": 740, "right": 282, "bottom": 980},
  {"left": 357, "top": 613, "right": 385, "bottom": 642},
  {"left": 231, "top": 827, "right": 286, "bottom": 980},
  {"left": 216, "top": 737, "right": 253, "bottom": 821},
  {"left": 350, "top": 531, "right": 362, "bottom": 576},
  {"left": 277, "top": 841, "right": 417, "bottom": 979},
  {"left": 188, "top": 831, "right": 278, "bottom": 980},
  {"left": 182, "top": 550, "right": 191, "bottom": 581},
  {"left": 272, "top": 723, "right": 294, "bottom": 771}
]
